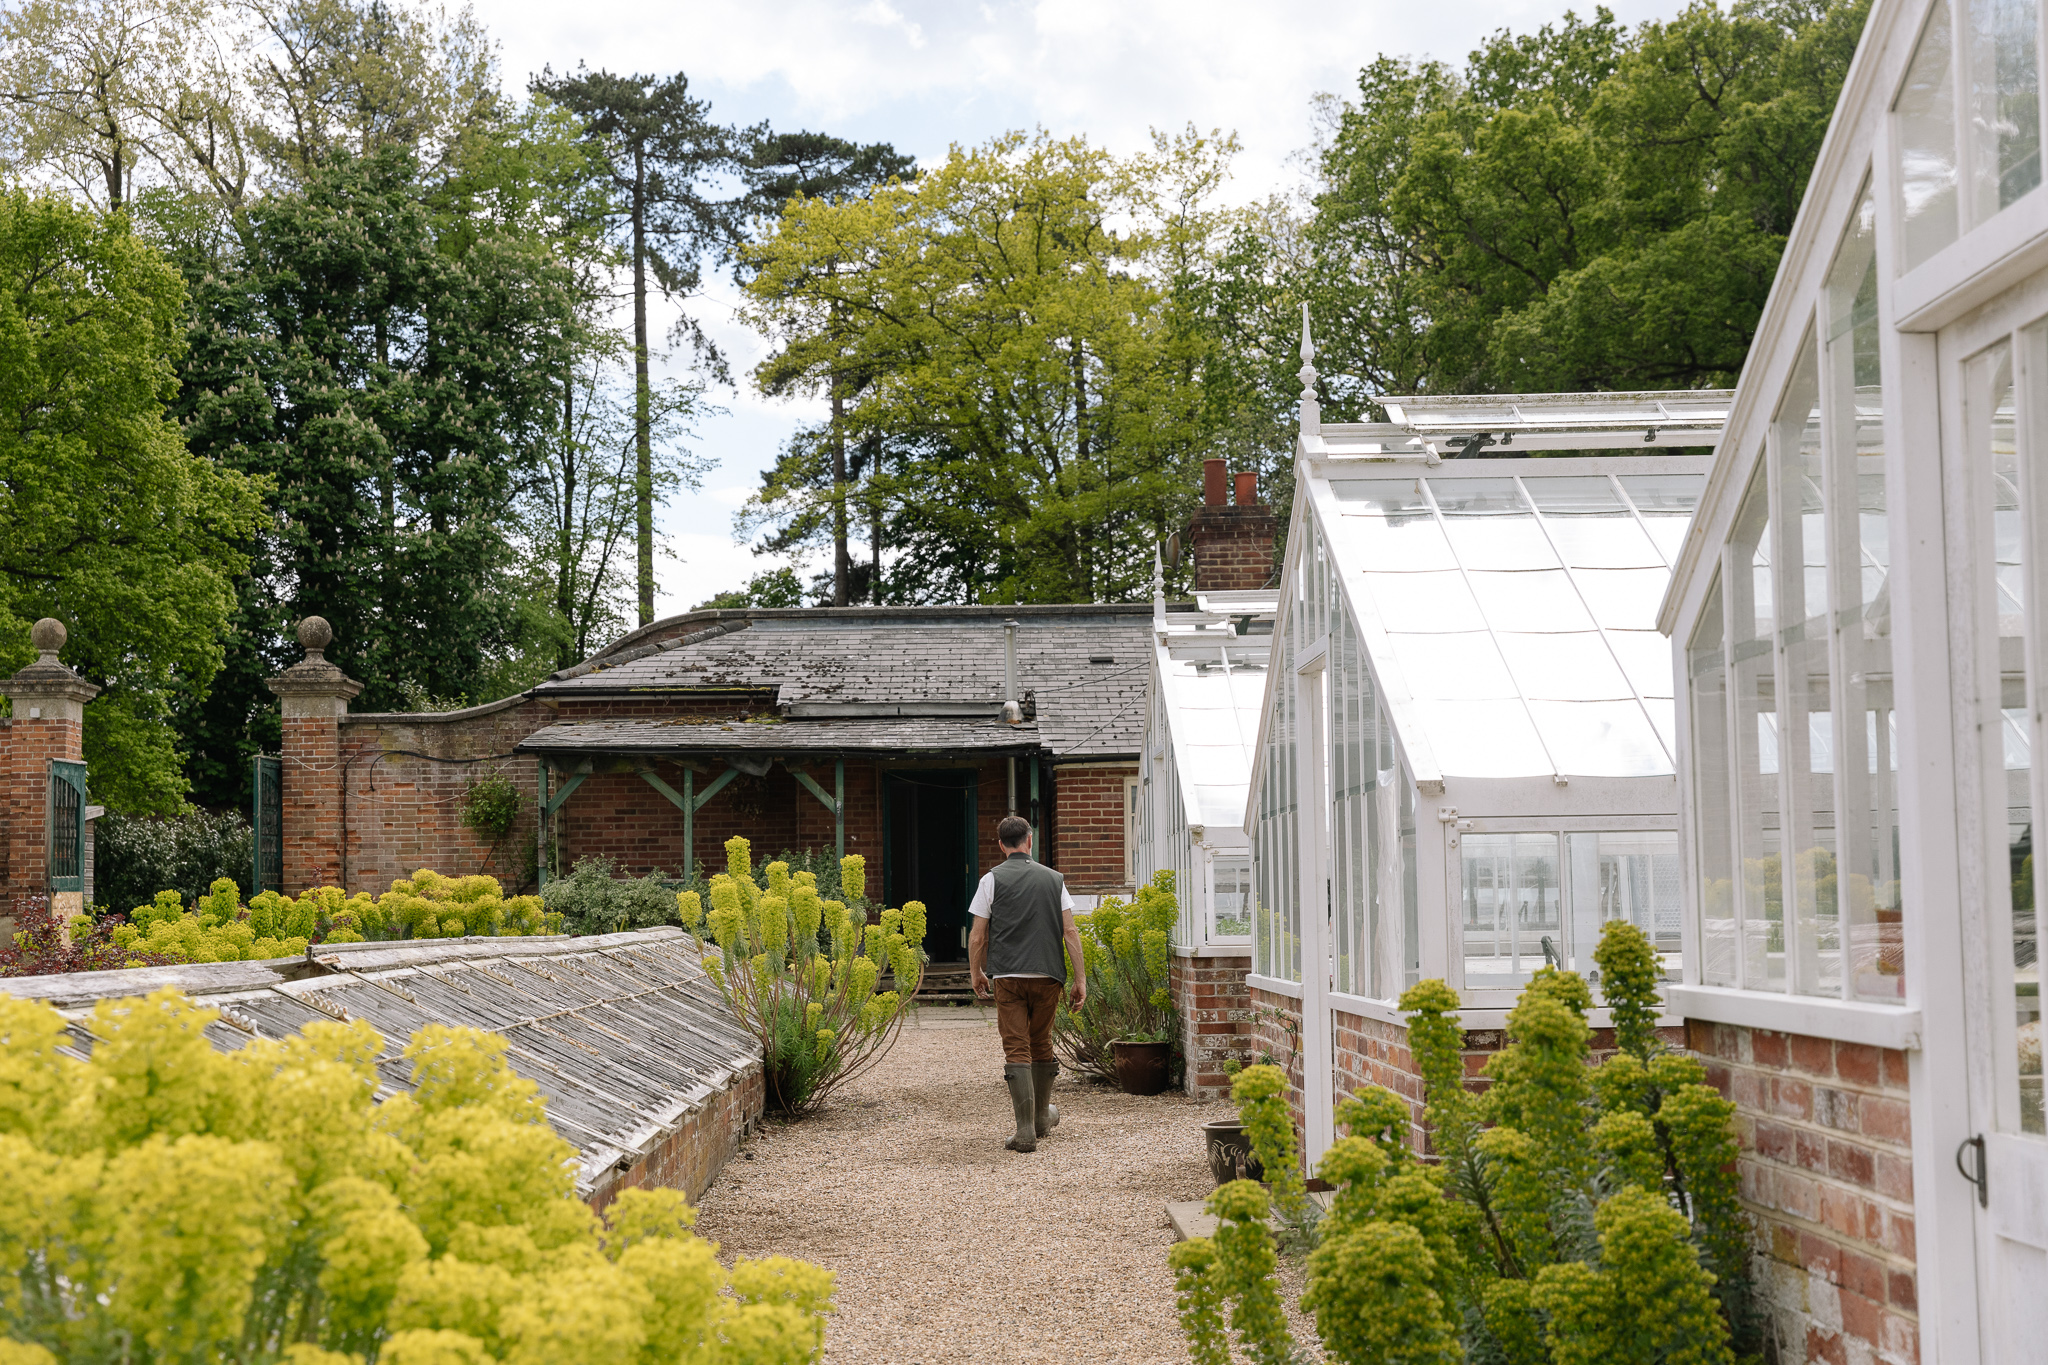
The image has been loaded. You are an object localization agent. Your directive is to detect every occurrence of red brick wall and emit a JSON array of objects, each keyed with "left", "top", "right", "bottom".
[
  {"left": 1691, "top": 1021, "right": 1918, "bottom": 1365},
  {"left": 1048, "top": 763, "right": 1135, "bottom": 895},
  {"left": 282, "top": 713, "right": 345, "bottom": 893},
  {"left": 1248, "top": 986, "right": 1307, "bottom": 1137},
  {"left": 1172, "top": 954, "right": 1252, "bottom": 1099},
  {"left": 1187, "top": 503, "right": 1279, "bottom": 593},
  {"left": 336, "top": 700, "right": 556, "bottom": 894},
  {"left": 585, "top": 1060, "right": 765, "bottom": 1214},
  {"left": 0, "top": 715, "right": 81, "bottom": 902}
]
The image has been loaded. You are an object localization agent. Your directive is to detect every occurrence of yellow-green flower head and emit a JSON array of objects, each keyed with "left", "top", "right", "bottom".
[
  {"left": 879, "top": 907, "right": 902, "bottom": 939},
  {"left": 848, "top": 956, "right": 879, "bottom": 1001},
  {"left": 863, "top": 923, "right": 884, "bottom": 962},
  {"left": 792, "top": 884, "right": 823, "bottom": 941},
  {"left": 814, "top": 1027, "right": 835, "bottom": 1061},
  {"left": 809, "top": 955, "right": 833, "bottom": 996},
  {"left": 760, "top": 894, "right": 790, "bottom": 954},
  {"left": 805, "top": 1001, "right": 824, "bottom": 1029},
  {"left": 709, "top": 875, "right": 741, "bottom": 916},
  {"left": 766, "top": 861, "right": 791, "bottom": 898},
  {"left": 1112, "top": 924, "right": 1136, "bottom": 961},
  {"left": 901, "top": 900, "right": 927, "bottom": 945},
  {"left": 839, "top": 854, "right": 866, "bottom": 905},
  {"left": 675, "top": 890, "right": 703, "bottom": 930},
  {"left": 1141, "top": 927, "right": 1170, "bottom": 982},
  {"left": 725, "top": 836, "right": 753, "bottom": 882}
]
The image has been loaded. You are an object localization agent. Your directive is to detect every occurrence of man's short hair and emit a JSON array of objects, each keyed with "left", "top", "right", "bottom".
[{"left": 997, "top": 816, "right": 1032, "bottom": 849}]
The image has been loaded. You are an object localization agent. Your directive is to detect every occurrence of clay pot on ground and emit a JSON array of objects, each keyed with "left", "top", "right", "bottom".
[
  {"left": 1110, "top": 1039, "right": 1171, "bottom": 1095},
  {"left": 1202, "top": 1117, "right": 1264, "bottom": 1186}
]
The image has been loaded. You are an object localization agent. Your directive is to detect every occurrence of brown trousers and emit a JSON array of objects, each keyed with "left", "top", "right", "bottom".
[{"left": 993, "top": 977, "right": 1061, "bottom": 1063}]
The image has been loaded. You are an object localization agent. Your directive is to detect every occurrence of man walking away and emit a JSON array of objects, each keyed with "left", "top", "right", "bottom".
[{"left": 969, "top": 816, "right": 1087, "bottom": 1153}]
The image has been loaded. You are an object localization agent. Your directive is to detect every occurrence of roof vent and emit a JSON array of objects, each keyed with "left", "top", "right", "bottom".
[{"left": 1002, "top": 620, "right": 1025, "bottom": 725}]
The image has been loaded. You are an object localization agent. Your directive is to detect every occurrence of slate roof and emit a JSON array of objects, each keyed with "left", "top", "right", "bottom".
[
  {"left": 527, "top": 605, "right": 1153, "bottom": 761},
  {"left": 0, "top": 929, "right": 757, "bottom": 1198}
]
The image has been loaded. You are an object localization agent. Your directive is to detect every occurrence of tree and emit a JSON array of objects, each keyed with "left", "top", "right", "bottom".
[
  {"left": 165, "top": 146, "right": 578, "bottom": 775},
  {"left": 741, "top": 129, "right": 1248, "bottom": 606},
  {"left": 1308, "top": 0, "right": 1869, "bottom": 400},
  {"left": 741, "top": 130, "right": 916, "bottom": 606},
  {"left": 0, "top": 190, "right": 266, "bottom": 813},
  {"left": 529, "top": 67, "right": 739, "bottom": 626}
]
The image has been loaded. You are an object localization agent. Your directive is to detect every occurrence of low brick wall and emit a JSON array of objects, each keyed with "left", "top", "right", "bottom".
[
  {"left": 585, "top": 1060, "right": 766, "bottom": 1215},
  {"left": 1048, "top": 762, "right": 1136, "bottom": 897},
  {"left": 1690, "top": 1021, "right": 1917, "bottom": 1365},
  {"left": 1171, "top": 953, "right": 1252, "bottom": 1098}
]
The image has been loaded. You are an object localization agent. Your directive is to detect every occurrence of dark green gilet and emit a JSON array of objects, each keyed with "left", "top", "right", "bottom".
[{"left": 986, "top": 852, "right": 1069, "bottom": 982}]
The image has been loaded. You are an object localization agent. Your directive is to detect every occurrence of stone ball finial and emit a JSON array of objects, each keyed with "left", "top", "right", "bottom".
[
  {"left": 30, "top": 618, "right": 65, "bottom": 659},
  {"left": 296, "top": 615, "right": 333, "bottom": 658}
]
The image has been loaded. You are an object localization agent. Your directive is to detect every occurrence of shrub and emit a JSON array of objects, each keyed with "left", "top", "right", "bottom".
[
  {"left": 689, "top": 837, "right": 920, "bottom": 1116},
  {"left": 460, "top": 772, "right": 523, "bottom": 840},
  {"left": 93, "top": 808, "right": 254, "bottom": 915},
  {"left": 1052, "top": 870, "right": 1180, "bottom": 1081},
  {"left": 0, "top": 896, "right": 177, "bottom": 977},
  {"left": 0, "top": 987, "right": 833, "bottom": 1363},
  {"left": 1175, "top": 919, "right": 1748, "bottom": 1364},
  {"left": 541, "top": 856, "right": 680, "bottom": 935}
]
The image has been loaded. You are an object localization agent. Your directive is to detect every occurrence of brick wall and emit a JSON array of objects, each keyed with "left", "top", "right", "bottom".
[
  {"left": 337, "top": 699, "right": 556, "bottom": 893},
  {"left": 585, "top": 1060, "right": 765, "bottom": 1214},
  {"left": 1172, "top": 954, "right": 1252, "bottom": 1099},
  {"left": 1248, "top": 985, "right": 1307, "bottom": 1136},
  {"left": 0, "top": 714, "right": 79, "bottom": 904},
  {"left": 1691, "top": 1021, "right": 1918, "bottom": 1365},
  {"left": 1048, "top": 763, "right": 1135, "bottom": 895},
  {"left": 1187, "top": 503, "right": 1279, "bottom": 593}
]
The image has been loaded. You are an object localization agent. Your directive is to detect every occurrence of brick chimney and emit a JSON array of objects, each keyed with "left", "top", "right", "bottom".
[{"left": 1186, "top": 459, "right": 1277, "bottom": 592}]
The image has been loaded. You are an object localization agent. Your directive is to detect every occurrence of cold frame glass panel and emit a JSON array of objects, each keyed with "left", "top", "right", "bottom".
[
  {"left": 1692, "top": 572, "right": 1739, "bottom": 986},
  {"left": 1384, "top": 632, "right": 1519, "bottom": 701},
  {"left": 1524, "top": 476, "right": 1626, "bottom": 514},
  {"left": 1364, "top": 571, "right": 1488, "bottom": 633},
  {"left": 1528, "top": 700, "right": 1673, "bottom": 778},
  {"left": 1969, "top": 0, "right": 2042, "bottom": 222},
  {"left": 1730, "top": 462, "right": 1785, "bottom": 991},
  {"left": 1567, "top": 830, "right": 1683, "bottom": 978},
  {"left": 1827, "top": 184, "right": 1907, "bottom": 1002},
  {"left": 1776, "top": 336, "right": 1843, "bottom": 998},
  {"left": 1342, "top": 513, "right": 1460, "bottom": 573},
  {"left": 1252, "top": 616, "right": 1302, "bottom": 982},
  {"left": 1331, "top": 478, "right": 1431, "bottom": 514},
  {"left": 1896, "top": 0, "right": 1962, "bottom": 271},
  {"left": 1462, "top": 832, "right": 1564, "bottom": 987},
  {"left": 1494, "top": 632, "right": 1634, "bottom": 701},
  {"left": 1977, "top": 338, "right": 2037, "bottom": 1132}
]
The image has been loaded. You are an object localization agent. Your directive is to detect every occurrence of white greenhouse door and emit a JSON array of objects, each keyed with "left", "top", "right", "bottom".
[
  {"left": 1297, "top": 662, "right": 1337, "bottom": 1165},
  {"left": 1947, "top": 319, "right": 2048, "bottom": 1364}
]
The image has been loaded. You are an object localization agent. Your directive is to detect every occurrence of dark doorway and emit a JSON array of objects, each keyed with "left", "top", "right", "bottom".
[{"left": 882, "top": 769, "right": 979, "bottom": 962}]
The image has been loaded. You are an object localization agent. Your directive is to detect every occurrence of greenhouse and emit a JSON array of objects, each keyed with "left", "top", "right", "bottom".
[{"left": 1240, "top": 374, "right": 1723, "bottom": 1157}]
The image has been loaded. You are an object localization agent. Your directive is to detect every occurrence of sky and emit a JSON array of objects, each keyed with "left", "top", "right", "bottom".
[{"left": 480, "top": 0, "right": 1689, "bottom": 617}]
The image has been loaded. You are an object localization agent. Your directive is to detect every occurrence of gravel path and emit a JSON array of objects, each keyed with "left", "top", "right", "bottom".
[{"left": 692, "top": 1008, "right": 1315, "bottom": 1364}]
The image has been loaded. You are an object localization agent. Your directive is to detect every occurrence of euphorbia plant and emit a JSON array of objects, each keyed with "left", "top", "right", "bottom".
[
  {"left": 1053, "top": 870, "right": 1180, "bottom": 1080},
  {"left": 1173, "top": 919, "right": 1751, "bottom": 1364},
  {"left": 688, "top": 836, "right": 924, "bottom": 1116}
]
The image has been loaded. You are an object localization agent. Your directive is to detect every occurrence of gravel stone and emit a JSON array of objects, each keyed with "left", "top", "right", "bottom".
[{"left": 692, "top": 1009, "right": 1321, "bottom": 1363}]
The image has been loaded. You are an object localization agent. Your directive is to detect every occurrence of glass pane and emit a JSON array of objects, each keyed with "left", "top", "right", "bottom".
[
  {"left": 1542, "top": 515, "right": 1665, "bottom": 570},
  {"left": 1618, "top": 473, "right": 1708, "bottom": 513},
  {"left": 1776, "top": 337, "right": 1842, "bottom": 997},
  {"left": 1331, "top": 478, "right": 1431, "bottom": 514},
  {"left": 1570, "top": 567, "right": 1673, "bottom": 631},
  {"left": 1969, "top": 0, "right": 2042, "bottom": 221},
  {"left": 1365, "top": 571, "right": 1487, "bottom": 633},
  {"left": 1609, "top": 629, "right": 1677, "bottom": 699},
  {"left": 1691, "top": 572, "right": 1738, "bottom": 986},
  {"left": 1467, "top": 570, "right": 1597, "bottom": 632},
  {"left": 1346, "top": 514, "right": 1460, "bottom": 573},
  {"left": 1438, "top": 517, "right": 1560, "bottom": 572},
  {"left": 1411, "top": 699, "right": 1553, "bottom": 778},
  {"left": 1567, "top": 830, "right": 1682, "bottom": 978},
  {"left": 1730, "top": 462, "right": 1785, "bottom": 990},
  {"left": 1494, "top": 632, "right": 1633, "bottom": 700},
  {"left": 1214, "top": 856, "right": 1252, "bottom": 937},
  {"left": 1979, "top": 339, "right": 2037, "bottom": 1132},
  {"left": 1528, "top": 700, "right": 1673, "bottom": 778},
  {"left": 1462, "top": 832, "right": 1563, "bottom": 988},
  {"left": 1385, "top": 632, "right": 1519, "bottom": 700},
  {"left": 1524, "top": 476, "right": 1625, "bottom": 514},
  {"left": 1428, "top": 478, "right": 1526, "bottom": 515},
  {"left": 1828, "top": 183, "right": 1907, "bottom": 1001},
  {"left": 1897, "top": 0, "right": 1962, "bottom": 271},
  {"left": 1254, "top": 603, "right": 1302, "bottom": 982}
]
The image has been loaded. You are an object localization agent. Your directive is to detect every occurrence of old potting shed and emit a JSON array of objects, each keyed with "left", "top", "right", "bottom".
[{"left": 1238, "top": 362, "right": 1723, "bottom": 1159}]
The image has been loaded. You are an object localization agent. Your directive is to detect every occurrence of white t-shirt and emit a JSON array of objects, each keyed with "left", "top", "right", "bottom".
[{"left": 969, "top": 868, "right": 1075, "bottom": 980}]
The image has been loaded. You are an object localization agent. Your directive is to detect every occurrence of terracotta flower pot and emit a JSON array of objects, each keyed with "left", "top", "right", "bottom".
[
  {"left": 1202, "top": 1117, "right": 1264, "bottom": 1186},
  {"left": 1111, "top": 1039, "right": 1171, "bottom": 1095}
]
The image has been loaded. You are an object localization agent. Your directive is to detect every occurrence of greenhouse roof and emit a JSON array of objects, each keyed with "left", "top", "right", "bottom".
[
  {"left": 1153, "top": 599, "right": 1276, "bottom": 832},
  {"left": 1306, "top": 453, "right": 1712, "bottom": 782}
]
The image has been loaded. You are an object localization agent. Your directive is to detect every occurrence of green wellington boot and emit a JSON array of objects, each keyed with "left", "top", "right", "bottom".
[
  {"left": 1032, "top": 1060, "right": 1060, "bottom": 1137},
  {"left": 1003, "top": 1063, "right": 1038, "bottom": 1152}
]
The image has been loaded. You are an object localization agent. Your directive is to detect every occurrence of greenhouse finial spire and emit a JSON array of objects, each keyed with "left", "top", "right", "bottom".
[
  {"left": 1298, "top": 302, "right": 1320, "bottom": 434},
  {"left": 1152, "top": 543, "right": 1167, "bottom": 624}
]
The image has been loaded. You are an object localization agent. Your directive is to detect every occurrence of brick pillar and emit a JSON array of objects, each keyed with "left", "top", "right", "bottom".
[
  {"left": 0, "top": 619, "right": 99, "bottom": 916},
  {"left": 266, "top": 616, "right": 362, "bottom": 894},
  {"left": 1186, "top": 467, "right": 1278, "bottom": 593}
]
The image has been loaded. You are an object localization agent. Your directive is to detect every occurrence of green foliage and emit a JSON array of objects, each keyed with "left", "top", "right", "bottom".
[
  {"left": 459, "top": 773, "right": 522, "bottom": 841},
  {"left": 1230, "top": 1064, "right": 1311, "bottom": 1234},
  {"left": 0, "top": 986, "right": 832, "bottom": 1362},
  {"left": 1171, "top": 921, "right": 1751, "bottom": 1364},
  {"left": 538, "top": 857, "right": 677, "bottom": 936},
  {"left": 693, "top": 567, "right": 808, "bottom": 612},
  {"left": 92, "top": 809, "right": 255, "bottom": 916},
  {"left": 1052, "top": 870, "right": 1181, "bottom": 1080},
  {"left": 695, "top": 837, "right": 916, "bottom": 1116},
  {"left": 0, "top": 191, "right": 267, "bottom": 813}
]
